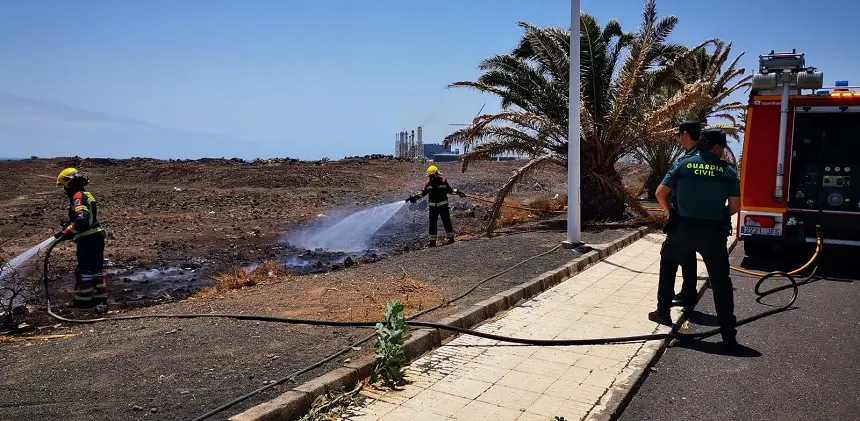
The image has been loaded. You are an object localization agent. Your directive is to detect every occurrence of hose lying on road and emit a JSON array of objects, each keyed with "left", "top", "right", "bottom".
[{"left": 38, "top": 233, "right": 820, "bottom": 419}]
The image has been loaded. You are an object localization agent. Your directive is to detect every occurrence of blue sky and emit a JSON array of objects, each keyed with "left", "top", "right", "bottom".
[{"left": 1, "top": 0, "right": 857, "bottom": 160}]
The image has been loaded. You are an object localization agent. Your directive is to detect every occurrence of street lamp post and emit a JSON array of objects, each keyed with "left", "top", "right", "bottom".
[{"left": 562, "top": 0, "right": 582, "bottom": 249}]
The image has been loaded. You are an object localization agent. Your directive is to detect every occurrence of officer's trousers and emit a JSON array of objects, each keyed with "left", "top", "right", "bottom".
[
  {"left": 73, "top": 231, "right": 106, "bottom": 307},
  {"left": 658, "top": 218, "right": 736, "bottom": 341},
  {"left": 428, "top": 205, "right": 454, "bottom": 241},
  {"left": 658, "top": 242, "right": 699, "bottom": 304}
]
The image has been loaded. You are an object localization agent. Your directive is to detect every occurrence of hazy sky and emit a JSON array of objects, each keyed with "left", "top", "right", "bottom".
[{"left": 1, "top": 0, "right": 858, "bottom": 160}]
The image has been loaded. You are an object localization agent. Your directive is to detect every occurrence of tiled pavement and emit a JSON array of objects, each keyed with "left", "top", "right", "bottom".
[{"left": 340, "top": 233, "right": 729, "bottom": 421}]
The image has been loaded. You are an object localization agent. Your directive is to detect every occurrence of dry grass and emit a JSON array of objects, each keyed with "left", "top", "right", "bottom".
[
  {"left": 493, "top": 195, "right": 566, "bottom": 229},
  {"left": 193, "top": 260, "right": 288, "bottom": 298},
  {"left": 525, "top": 195, "right": 567, "bottom": 213}
]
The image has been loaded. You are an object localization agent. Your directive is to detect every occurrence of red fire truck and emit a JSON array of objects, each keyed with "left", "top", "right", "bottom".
[{"left": 738, "top": 50, "right": 860, "bottom": 257}]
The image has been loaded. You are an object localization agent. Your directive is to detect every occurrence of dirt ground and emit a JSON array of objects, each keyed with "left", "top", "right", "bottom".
[
  {"left": 1, "top": 156, "right": 576, "bottom": 312},
  {"left": 0, "top": 223, "right": 637, "bottom": 421},
  {"left": 0, "top": 156, "right": 652, "bottom": 421}
]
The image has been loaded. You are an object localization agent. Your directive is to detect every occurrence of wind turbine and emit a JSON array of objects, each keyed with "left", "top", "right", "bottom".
[{"left": 448, "top": 103, "right": 486, "bottom": 154}]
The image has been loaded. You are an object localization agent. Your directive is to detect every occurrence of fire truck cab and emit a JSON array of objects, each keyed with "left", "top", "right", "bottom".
[{"left": 739, "top": 49, "right": 860, "bottom": 257}]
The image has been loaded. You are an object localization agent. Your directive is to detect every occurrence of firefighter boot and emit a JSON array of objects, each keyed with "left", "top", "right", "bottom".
[
  {"left": 427, "top": 235, "right": 437, "bottom": 248},
  {"left": 92, "top": 272, "right": 108, "bottom": 307},
  {"left": 69, "top": 269, "right": 96, "bottom": 309},
  {"left": 444, "top": 233, "right": 455, "bottom": 245}
]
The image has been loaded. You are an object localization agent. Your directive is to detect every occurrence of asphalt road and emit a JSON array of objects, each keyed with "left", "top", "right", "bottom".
[{"left": 620, "top": 242, "right": 860, "bottom": 421}]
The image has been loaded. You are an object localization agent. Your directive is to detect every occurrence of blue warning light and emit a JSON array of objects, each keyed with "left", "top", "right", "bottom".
[{"left": 835, "top": 80, "right": 849, "bottom": 87}]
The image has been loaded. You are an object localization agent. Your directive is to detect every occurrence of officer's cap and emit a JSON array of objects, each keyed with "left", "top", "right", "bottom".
[
  {"left": 699, "top": 128, "right": 727, "bottom": 147},
  {"left": 676, "top": 120, "right": 701, "bottom": 138}
]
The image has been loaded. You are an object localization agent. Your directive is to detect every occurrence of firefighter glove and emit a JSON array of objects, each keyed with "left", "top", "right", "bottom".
[
  {"left": 54, "top": 230, "right": 73, "bottom": 241},
  {"left": 406, "top": 196, "right": 418, "bottom": 204}
]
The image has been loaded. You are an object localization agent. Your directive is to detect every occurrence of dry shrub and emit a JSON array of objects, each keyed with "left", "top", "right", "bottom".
[
  {"left": 494, "top": 201, "right": 535, "bottom": 229},
  {"left": 526, "top": 195, "right": 566, "bottom": 213},
  {"left": 196, "top": 260, "right": 287, "bottom": 298}
]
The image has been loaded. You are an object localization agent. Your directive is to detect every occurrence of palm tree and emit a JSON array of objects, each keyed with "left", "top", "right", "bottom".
[
  {"left": 636, "top": 40, "right": 751, "bottom": 197},
  {"left": 443, "top": 0, "right": 710, "bottom": 235}
]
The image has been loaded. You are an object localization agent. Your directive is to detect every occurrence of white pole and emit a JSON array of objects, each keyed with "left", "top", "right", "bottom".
[{"left": 563, "top": 0, "right": 582, "bottom": 248}]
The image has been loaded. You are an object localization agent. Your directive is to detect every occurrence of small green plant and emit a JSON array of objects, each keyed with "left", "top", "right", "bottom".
[{"left": 372, "top": 300, "right": 411, "bottom": 387}]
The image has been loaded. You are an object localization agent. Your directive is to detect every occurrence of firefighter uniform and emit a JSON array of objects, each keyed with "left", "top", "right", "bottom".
[
  {"left": 407, "top": 166, "right": 465, "bottom": 246},
  {"left": 55, "top": 168, "right": 107, "bottom": 309},
  {"left": 653, "top": 130, "right": 740, "bottom": 347}
]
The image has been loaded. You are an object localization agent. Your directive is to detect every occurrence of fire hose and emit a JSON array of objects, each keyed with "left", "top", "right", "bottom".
[
  {"left": 38, "top": 232, "right": 821, "bottom": 419},
  {"left": 461, "top": 193, "right": 567, "bottom": 213}
]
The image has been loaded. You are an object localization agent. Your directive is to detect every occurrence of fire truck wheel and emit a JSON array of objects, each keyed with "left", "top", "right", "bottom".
[{"left": 743, "top": 240, "right": 772, "bottom": 258}]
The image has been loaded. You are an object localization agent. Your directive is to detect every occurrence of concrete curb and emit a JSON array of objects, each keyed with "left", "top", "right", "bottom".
[
  {"left": 229, "top": 226, "right": 653, "bottom": 421},
  {"left": 588, "top": 236, "right": 740, "bottom": 421}
]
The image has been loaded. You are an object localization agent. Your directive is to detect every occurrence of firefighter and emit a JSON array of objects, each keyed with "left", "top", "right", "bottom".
[
  {"left": 54, "top": 168, "right": 107, "bottom": 310},
  {"left": 661, "top": 120, "right": 702, "bottom": 310},
  {"left": 406, "top": 165, "right": 466, "bottom": 247},
  {"left": 651, "top": 129, "right": 741, "bottom": 350}
]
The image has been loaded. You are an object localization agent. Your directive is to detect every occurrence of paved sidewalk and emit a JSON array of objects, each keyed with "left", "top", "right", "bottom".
[{"left": 338, "top": 233, "right": 731, "bottom": 421}]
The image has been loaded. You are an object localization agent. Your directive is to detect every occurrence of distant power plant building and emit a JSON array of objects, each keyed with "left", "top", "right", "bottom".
[{"left": 423, "top": 143, "right": 453, "bottom": 157}]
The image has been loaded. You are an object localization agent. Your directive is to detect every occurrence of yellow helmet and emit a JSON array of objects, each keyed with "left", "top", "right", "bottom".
[
  {"left": 57, "top": 168, "right": 79, "bottom": 188},
  {"left": 426, "top": 165, "right": 439, "bottom": 176}
]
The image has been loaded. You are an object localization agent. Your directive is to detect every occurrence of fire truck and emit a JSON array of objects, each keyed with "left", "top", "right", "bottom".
[{"left": 738, "top": 50, "right": 860, "bottom": 257}]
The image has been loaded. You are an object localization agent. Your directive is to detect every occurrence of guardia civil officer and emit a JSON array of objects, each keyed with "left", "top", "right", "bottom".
[
  {"left": 661, "top": 121, "right": 702, "bottom": 309},
  {"left": 650, "top": 129, "right": 741, "bottom": 350}
]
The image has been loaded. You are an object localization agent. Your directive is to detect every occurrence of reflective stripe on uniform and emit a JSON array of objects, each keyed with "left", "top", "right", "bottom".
[
  {"left": 74, "top": 226, "right": 104, "bottom": 241},
  {"left": 428, "top": 201, "right": 448, "bottom": 207}
]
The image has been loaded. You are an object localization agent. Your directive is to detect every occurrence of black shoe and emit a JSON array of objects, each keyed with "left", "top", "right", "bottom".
[
  {"left": 671, "top": 294, "right": 696, "bottom": 309},
  {"left": 426, "top": 241, "right": 436, "bottom": 248},
  {"left": 722, "top": 338, "right": 739, "bottom": 353},
  {"left": 647, "top": 310, "right": 672, "bottom": 326}
]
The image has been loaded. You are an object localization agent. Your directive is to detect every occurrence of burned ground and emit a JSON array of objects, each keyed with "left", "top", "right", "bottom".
[
  {"left": 0, "top": 156, "right": 569, "bottom": 311},
  {"left": 0, "top": 156, "right": 651, "bottom": 421}
]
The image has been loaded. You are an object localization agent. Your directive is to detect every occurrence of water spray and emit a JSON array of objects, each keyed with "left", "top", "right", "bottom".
[{"left": 286, "top": 201, "right": 406, "bottom": 253}]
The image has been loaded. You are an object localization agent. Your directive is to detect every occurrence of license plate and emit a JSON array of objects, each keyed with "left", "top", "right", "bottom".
[{"left": 741, "top": 226, "right": 781, "bottom": 236}]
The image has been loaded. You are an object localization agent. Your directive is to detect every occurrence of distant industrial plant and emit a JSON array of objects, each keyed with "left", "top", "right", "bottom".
[
  {"left": 394, "top": 125, "right": 520, "bottom": 163},
  {"left": 394, "top": 126, "right": 461, "bottom": 162}
]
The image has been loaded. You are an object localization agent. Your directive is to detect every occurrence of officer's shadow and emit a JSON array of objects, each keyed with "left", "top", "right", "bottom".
[
  {"left": 674, "top": 311, "right": 762, "bottom": 357},
  {"left": 672, "top": 337, "right": 762, "bottom": 357}
]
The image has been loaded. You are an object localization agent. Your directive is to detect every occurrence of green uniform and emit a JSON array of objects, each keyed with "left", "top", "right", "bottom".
[
  {"left": 662, "top": 145, "right": 700, "bottom": 307},
  {"left": 658, "top": 148, "right": 741, "bottom": 343}
]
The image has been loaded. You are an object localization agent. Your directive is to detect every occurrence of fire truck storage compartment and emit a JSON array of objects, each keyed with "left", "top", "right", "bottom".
[
  {"left": 785, "top": 108, "right": 860, "bottom": 241},
  {"left": 788, "top": 109, "right": 860, "bottom": 212}
]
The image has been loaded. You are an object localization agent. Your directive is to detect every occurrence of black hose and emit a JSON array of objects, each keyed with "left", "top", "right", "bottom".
[
  {"left": 42, "top": 239, "right": 564, "bottom": 420},
  {"left": 40, "top": 240, "right": 810, "bottom": 418}
]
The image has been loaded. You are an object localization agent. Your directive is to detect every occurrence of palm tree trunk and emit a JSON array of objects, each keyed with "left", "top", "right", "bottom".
[
  {"left": 581, "top": 168, "right": 627, "bottom": 221},
  {"left": 642, "top": 170, "right": 663, "bottom": 200}
]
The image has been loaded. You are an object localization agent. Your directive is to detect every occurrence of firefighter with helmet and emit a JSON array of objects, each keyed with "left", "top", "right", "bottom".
[
  {"left": 55, "top": 168, "right": 107, "bottom": 310},
  {"left": 652, "top": 129, "right": 741, "bottom": 351},
  {"left": 406, "top": 165, "right": 466, "bottom": 247}
]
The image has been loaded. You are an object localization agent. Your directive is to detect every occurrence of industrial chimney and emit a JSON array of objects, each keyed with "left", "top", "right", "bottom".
[{"left": 416, "top": 126, "right": 424, "bottom": 158}]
